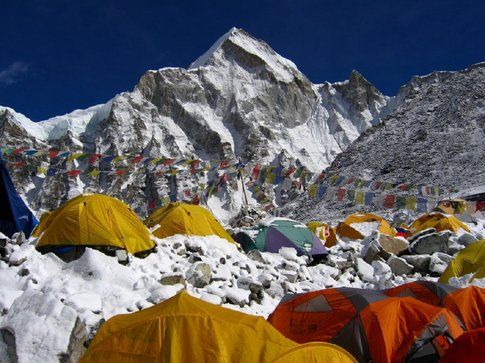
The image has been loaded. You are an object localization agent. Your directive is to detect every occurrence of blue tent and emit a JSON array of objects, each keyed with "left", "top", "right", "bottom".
[{"left": 0, "top": 154, "right": 38, "bottom": 238}]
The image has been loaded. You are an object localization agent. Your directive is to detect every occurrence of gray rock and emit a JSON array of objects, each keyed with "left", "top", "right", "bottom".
[
  {"left": 257, "top": 273, "right": 273, "bottom": 289},
  {"left": 408, "top": 228, "right": 437, "bottom": 243},
  {"left": 59, "top": 317, "right": 87, "bottom": 363},
  {"left": 247, "top": 250, "right": 266, "bottom": 264},
  {"left": 429, "top": 252, "right": 453, "bottom": 275},
  {"left": 281, "top": 270, "right": 298, "bottom": 283},
  {"left": 361, "top": 236, "right": 382, "bottom": 264},
  {"left": 159, "top": 274, "right": 186, "bottom": 287},
  {"left": 1, "top": 328, "right": 17, "bottom": 363},
  {"left": 457, "top": 233, "right": 478, "bottom": 246},
  {"left": 187, "top": 262, "right": 212, "bottom": 288},
  {"left": 356, "top": 257, "right": 374, "bottom": 282},
  {"left": 402, "top": 255, "right": 431, "bottom": 271},
  {"left": 387, "top": 256, "right": 414, "bottom": 275},
  {"left": 327, "top": 254, "right": 353, "bottom": 270},
  {"left": 266, "top": 281, "right": 285, "bottom": 298},
  {"left": 409, "top": 231, "right": 452, "bottom": 255}
]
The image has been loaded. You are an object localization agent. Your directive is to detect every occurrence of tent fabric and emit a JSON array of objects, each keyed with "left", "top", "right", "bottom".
[
  {"left": 439, "top": 240, "right": 485, "bottom": 283},
  {"left": 144, "top": 202, "right": 234, "bottom": 243},
  {"left": 0, "top": 158, "right": 38, "bottom": 238},
  {"left": 342, "top": 213, "right": 397, "bottom": 237},
  {"left": 268, "top": 288, "right": 464, "bottom": 363},
  {"left": 236, "top": 218, "right": 327, "bottom": 258},
  {"left": 385, "top": 281, "right": 485, "bottom": 331},
  {"left": 36, "top": 194, "right": 154, "bottom": 255},
  {"left": 306, "top": 221, "right": 337, "bottom": 247},
  {"left": 31, "top": 211, "right": 52, "bottom": 238},
  {"left": 80, "top": 291, "right": 355, "bottom": 363},
  {"left": 440, "top": 328, "right": 485, "bottom": 363},
  {"left": 409, "top": 212, "right": 470, "bottom": 234},
  {"left": 271, "top": 342, "right": 356, "bottom": 363},
  {"left": 335, "top": 222, "right": 364, "bottom": 241}
]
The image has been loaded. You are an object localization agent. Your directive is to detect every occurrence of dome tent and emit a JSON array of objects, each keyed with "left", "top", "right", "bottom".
[
  {"left": 235, "top": 218, "right": 328, "bottom": 260},
  {"left": 268, "top": 287, "right": 464, "bottom": 363},
  {"left": 80, "top": 291, "right": 356, "bottom": 363},
  {"left": 409, "top": 212, "right": 470, "bottom": 235},
  {"left": 439, "top": 240, "right": 485, "bottom": 284},
  {"left": 36, "top": 194, "right": 154, "bottom": 256},
  {"left": 144, "top": 202, "right": 235, "bottom": 243},
  {"left": 385, "top": 280, "right": 485, "bottom": 331},
  {"left": 341, "top": 213, "right": 396, "bottom": 238}
]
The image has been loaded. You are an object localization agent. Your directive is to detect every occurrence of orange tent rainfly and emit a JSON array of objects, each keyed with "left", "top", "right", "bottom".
[
  {"left": 144, "top": 202, "right": 235, "bottom": 243},
  {"left": 268, "top": 287, "right": 464, "bottom": 363},
  {"left": 80, "top": 291, "right": 356, "bottom": 363},
  {"left": 385, "top": 281, "right": 485, "bottom": 331}
]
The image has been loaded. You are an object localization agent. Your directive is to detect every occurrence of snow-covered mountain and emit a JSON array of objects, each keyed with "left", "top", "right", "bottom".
[
  {"left": 288, "top": 63, "right": 485, "bottom": 222},
  {"left": 0, "top": 27, "right": 391, "bottom": 217}
]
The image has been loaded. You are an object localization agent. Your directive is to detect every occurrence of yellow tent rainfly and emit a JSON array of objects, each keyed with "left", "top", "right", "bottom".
[
  {"left": 439, "top": 240, "right": 485, "bottom": 283},
  {"left": 35, "top": 194, "right": 154, "bottom": 255},
  {"left": 80, "top": 291, "right": 356, "bottom": 363},
  {"left": 409, "top": 212, "right": 470, "bottom": 235},
  {"left": 144, "top": 202, "right": 235, "bottom": 243}
]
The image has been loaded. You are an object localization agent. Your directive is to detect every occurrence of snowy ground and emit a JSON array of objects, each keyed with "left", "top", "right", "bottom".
[{"left": 0, "top": 217, "right": 484, "bottom": 362}]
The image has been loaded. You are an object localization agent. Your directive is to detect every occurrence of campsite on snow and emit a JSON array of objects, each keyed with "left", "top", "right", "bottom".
[{"left": 1, "top": 9, "right": 485, "bottom": 363}]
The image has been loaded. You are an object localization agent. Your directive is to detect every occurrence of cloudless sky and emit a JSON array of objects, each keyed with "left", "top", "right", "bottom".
[{"left": 1, "top": 0, "right": 484, "bottom": 121}]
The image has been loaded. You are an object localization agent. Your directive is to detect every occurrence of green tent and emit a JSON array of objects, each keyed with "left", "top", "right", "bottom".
[{"left": 234, "top": 218, "right": 327, "bottom": 258}]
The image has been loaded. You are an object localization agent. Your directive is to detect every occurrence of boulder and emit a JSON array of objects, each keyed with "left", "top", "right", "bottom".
[
  {"left": 187, "top": 262, "right": 212, "bottom": 288},
  {"left": 0, "top": 291, "right": 87, "bottom": 363},
  {"left": 356, "top": 257, "right": 374, "bottom": 282},
  {"left": 247, "top": 250, "right": 266, "bottom": 264},
  {"left": 159, "top": 274, "right": 186, "bottom": 287},
  {"left": 457, "top": 233, "right": 478, "bottom": 246},
  {"left": 409, "top": 231, "right": 452, "bottom": 255},
  {"left": 387, "top": 256, "right": 414, "bottom": 275},
  {"left": 379, "top": 234, "right": 409, "bottom": 255},
  {"left": 402, "top": 255, "right": 431, "bottom": 271},
  {"left": 429, "top": 252, "right": 453, "bottom": 275},
  {"left": 408, "top": 228, "right": 437, "bottom": 243}
]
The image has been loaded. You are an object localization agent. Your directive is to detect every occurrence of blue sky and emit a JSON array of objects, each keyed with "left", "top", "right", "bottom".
[{"left": 1, "top": 0, "right": 484, "bottom": 121}]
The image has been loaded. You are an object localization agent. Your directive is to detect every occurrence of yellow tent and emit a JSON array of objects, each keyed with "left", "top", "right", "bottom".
[
  {"left": 439, "top": 240, "right": 485, "bottom": 283},
  {"left": 307, "top": 221, "right": 337, "bottom": 247},
  {"left": 434, "top": 198, "right": 468, "bottom": 215},
  {"left": 31, "top": 211, "right": 52, "bottom": 238},
  {"left": 36, "top": 194, "right": 154, "bottom": 255},
  {"left": 342, "top": 213, "right": 396, "bottom": 237},
  {"left": 145, "top": 202, "right": 235, "bottom": 243},
  {"left": 272, "top": 342, "right": 356, "bottom": 363},
  {"left": 80, "top": 291, "right": 355, "bottom": 363},
  {"left": 409, "top": 212, "right": 470, "bottom": 235}
]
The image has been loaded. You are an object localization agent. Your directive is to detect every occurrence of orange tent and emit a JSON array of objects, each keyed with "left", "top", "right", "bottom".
[
  {"left": 440, "top": 328, "right": 485, "bottom": 363},
  {"left": 385, "top": 281, "right": 485, "bottom": 331},
  {"left": 268, "top": 288, "right": 464, "bottom": 363}
]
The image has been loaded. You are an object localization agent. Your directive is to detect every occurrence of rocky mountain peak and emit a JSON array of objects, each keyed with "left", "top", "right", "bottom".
[{"left": 189, "top": 27, "right": 302, "bottom": 84}]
